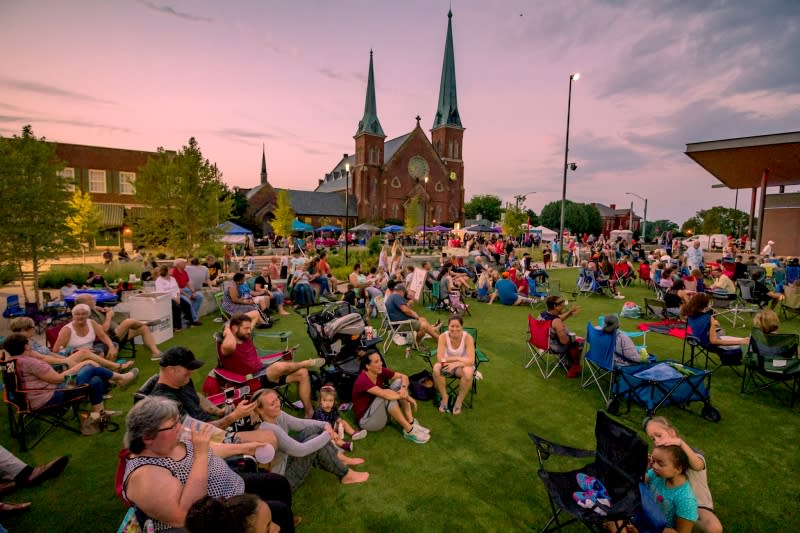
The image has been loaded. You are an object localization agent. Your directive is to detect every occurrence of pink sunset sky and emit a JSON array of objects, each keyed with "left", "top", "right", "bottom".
[{"left": 2, "top": 0, "right": 799, "bottom": 225}]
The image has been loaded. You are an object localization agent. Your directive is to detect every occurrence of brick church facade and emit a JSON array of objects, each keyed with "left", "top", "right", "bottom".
[{"left": 247, "top": 10, "right": 465, "bottom": 231}]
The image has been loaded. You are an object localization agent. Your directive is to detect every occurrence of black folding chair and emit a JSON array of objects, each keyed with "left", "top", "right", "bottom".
[
  {"left": 741, "top": 329, "right": 800, "bottom": 407},
  {"left": 529, "top": 411, "right": 648, "bottom": 532}
]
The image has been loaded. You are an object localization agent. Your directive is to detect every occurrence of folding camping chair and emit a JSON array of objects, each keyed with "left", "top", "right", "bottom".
[
  {"left": 214, "top": 291, "right": 230, "bottom": 320},
  {"left": 419, "top": 325, "right": 488, "bottom": 409},
  {"left": 580, "top": 323, "right": 618, "bottom": 405},
  {"left": 683, "top": 312, "right": 743, "bottom": 376},
  {"left": 2, "top": 295, "right": 26, "bottom": 320},
  {"left": 643, "top": 298, "right": 680, "bottom": 320},
  {"left": 741, "top": 329, "right": 800, "bottom": 407},
  {"left": 731, "top": 279, "right": 764, "bottom": 327},
  {"left": 2, "top": 357, "right": 91, "bottom": 451},
  {"left": 781, "top": 283, "right": 800, "bottom": 321},
  {"left": 375, "top": 295, "right": 420, "bottom": 353},
  {"left": 528, "top": 410, "right": 649, "bottom": 532},
  {"left": 525, "top": 315, "right": 568, "bottom": 378}
]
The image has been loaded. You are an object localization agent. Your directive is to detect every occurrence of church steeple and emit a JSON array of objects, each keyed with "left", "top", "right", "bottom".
[
  {"left": 355, "top": 50, "right": 386, "bottom": 137},
  {"left": 432, "top": 10, "right": 462, "bottom": 129},
  {"left": 260, "top": 144, "right": 268, "bottom": 185}
]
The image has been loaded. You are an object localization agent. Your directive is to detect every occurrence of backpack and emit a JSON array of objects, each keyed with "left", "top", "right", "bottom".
[
  {"left": 620, "top": 301, "right": 641, "bottom": 319},
  {"left": 408, "top": 369, "right": 435, "bottom": 401}
]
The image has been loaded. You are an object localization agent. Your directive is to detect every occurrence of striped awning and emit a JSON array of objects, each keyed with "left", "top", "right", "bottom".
[{"left": 97, "top": 204, "right": 124, "bottom": 227}]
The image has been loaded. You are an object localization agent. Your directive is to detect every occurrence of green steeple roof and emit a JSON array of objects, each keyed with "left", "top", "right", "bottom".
[
  {"left": 432, "top": 10, "right": 462, "bottom": 129},
  {"left": 355, "top": 50, "right": 386, "bottom": 137}
]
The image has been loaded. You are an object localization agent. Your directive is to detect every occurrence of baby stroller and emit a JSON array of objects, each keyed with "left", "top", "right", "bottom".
[
  {"left": 608, "top": 360, "right": 721, "bottom": 422},
  {"left": 306, "top": 302, "right": 384, "bottom": 401}
]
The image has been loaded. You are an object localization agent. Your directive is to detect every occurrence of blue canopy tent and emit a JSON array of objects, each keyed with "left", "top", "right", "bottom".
[
  {"left": 217, "top": 221, "right": 253, "bottom": 245},
  {"left": 381, "top": 225, "right": 404, "bottom": 233},
  {"left": 292, "top": 219, "right": 315, "bottom": 232},
  {"left": 317, "top": 224, "right": 342, "bottom": 232}
]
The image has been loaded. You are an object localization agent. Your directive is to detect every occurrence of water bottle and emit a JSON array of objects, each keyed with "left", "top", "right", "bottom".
[
  {"left": 254, "top": 444, "right": 275, "bottom": 464},
  {"left": 181, "top": 415, "right": 226, "bottom": 443},
  {"left": 639, "top": 347, "right": 649, "bottom": 362}
]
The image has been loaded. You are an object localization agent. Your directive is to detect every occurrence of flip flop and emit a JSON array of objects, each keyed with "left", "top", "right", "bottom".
[
  {"left": 452, "top": 405, "right": 462, "bottom": 416},
  {"left": 438, "top": 402, "right": 450, "bottom": 414}
]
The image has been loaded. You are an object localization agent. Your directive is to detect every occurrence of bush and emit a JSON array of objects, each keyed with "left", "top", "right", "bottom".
[
  {"left": 0, "top": 263, "right": 17, "bottom": 286},
  {"left": 38, "top": 263, "right": 144, "bottom": 289},
  {"left": 367, "top": 236, "right": 382, "bottom": 255}
]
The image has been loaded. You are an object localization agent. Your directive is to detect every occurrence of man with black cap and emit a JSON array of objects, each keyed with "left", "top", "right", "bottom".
[{"left": 151, "top": 347, "right": 277, "bottom": 447}]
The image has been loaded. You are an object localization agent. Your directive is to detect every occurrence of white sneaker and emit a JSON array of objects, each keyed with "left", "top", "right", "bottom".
[
  {"left": 614, "top": 294, "right": 625, "bottom": 299},
  {"left": 412, "top": 419, "right": 430, "bottom": 434},
  {"left": 351, "top": 429, "right": 368, "bottom": 441},
  {"left": 404, "top": 426, "right": 430, "bottom": 444}
]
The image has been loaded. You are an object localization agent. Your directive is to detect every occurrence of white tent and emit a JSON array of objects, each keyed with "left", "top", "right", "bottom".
[{"left": 530, "top": 225, "right": 558, "bottom": 242}]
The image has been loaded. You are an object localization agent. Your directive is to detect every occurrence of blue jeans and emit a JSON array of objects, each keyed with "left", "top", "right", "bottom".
[
  {"left": 271, "top": 291, "right": 284, "bottom": 307},
  {"left": 181, "top": 288, "right": 203, "bottom": 321},
  {"left": 47, "top": 366, "right": 112, "bottom": 406}
]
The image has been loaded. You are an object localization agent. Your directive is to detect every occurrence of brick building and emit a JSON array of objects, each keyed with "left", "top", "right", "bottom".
[
  {"left": 52, "top": 142, "right": 169, "bottom": 237},
  {"left": 247, "top": 10, "right": 465, "bottom": 232},
  {"left": 592, "top": 202, "right": 642, "bottom": 236}
]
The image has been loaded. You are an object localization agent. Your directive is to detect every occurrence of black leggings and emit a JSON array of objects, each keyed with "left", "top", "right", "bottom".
[
  {"left": 241, "top": 472, "right": 294, "bottom": 533},
  {"left": 170, "top": 299, "right": 193, "bottom": 329}
]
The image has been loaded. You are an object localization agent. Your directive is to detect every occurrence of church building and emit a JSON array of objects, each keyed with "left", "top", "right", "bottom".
[{"left": 247, "top": 10, "right": 465, "bottom": 232}]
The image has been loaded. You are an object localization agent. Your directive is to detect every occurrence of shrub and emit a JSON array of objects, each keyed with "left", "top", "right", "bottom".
[
  {"left": 367, "top": 236, "right": 382, "bottom": 255},
  {"left": 38, "top": 263, "right": 143, "bottom": 289},
  {"left": 0, "top": 263, "right": 17, "bottom": 286}
]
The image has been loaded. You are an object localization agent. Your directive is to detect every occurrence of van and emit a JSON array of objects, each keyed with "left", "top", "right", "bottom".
[{"left": 681, "top": 234, "right": 728, "bottom": 249}]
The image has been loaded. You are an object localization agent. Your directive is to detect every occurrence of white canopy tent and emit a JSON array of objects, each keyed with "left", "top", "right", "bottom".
[{"left": 530, "top": 225, "right": 558, "bottom": 242}]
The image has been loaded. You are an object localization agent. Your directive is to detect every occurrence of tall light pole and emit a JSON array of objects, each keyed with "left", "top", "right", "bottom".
[
  {"left": 559, "top": 72, "right": 580, "bottom": 264},
  {"left": 625, "top": 192, "right": 647, "bottom": 243},
  {"left": 422, "top": 176, "right": 428, "bottom": 248},
  {"left": 344, "top": 162, "right": 350, "bottom": 265}
]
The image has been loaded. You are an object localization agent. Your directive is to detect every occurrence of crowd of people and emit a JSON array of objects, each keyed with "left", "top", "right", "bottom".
[{"left": 4, "top": 229, "right": 799, "bottom": 532}]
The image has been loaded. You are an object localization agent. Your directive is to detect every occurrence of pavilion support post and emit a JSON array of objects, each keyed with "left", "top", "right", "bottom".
[
  {"left": 755, "top": 169, "right": 769, "bottom": 254},
  {"left": 747, "top": 187, "right": 757, "bottom": 247}
]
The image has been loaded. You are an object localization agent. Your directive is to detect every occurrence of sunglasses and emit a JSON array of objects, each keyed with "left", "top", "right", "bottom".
[{"left": 157, "top": 419, "right": 180, "bottom": 433}]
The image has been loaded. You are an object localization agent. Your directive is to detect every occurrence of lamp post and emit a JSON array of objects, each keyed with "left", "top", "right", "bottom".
[
  {"left": 559, "top": 72, "right": 580, "bottom": 264},
  {"left": 344, "top": 163, "right": 350, "bottom": 265},
  {"left": 419, "top": 176, "right": 429, "bottom": 248},
  {"left": 625, "top": 192, "right": 647, "bottom": 243}
]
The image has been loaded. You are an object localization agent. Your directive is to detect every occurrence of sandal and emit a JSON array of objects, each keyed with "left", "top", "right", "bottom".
[
  {"left": 452, "top": 404, "right": 462, "bottom": 416},
  {"left": 117, "top": 361, "right": 134, "bottom": 372},
  {"left": 438, "top": 402, "right": 450, "bottom": 414}
]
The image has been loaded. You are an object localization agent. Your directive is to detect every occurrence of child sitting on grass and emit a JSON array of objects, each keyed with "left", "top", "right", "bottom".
[
  {"left": 312, "top": 385, "right": 367, "bottom": 452},
  {"left": 645, "top": 445, "right": 698, "bottom": 533}
]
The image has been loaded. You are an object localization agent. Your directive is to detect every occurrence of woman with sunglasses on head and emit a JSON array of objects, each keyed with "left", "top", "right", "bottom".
[{"left": 250, "top": 388, "right": 369, "bottom": 492}]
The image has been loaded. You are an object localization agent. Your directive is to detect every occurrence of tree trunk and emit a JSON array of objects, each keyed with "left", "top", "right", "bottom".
[
  {"left": 32, "top": 254, "right": 40, "bottom": 306},
  {"left": 16, "top": 260, "right": 28, "bottom": 303}
]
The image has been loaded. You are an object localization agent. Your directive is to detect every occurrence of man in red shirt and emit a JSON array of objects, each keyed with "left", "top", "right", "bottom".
[
  {"left": 220, "top": 314, "right": 325, "bottom": 418},
  {"left": 171, "top": 258, "right": 203, "bottom": 325}
]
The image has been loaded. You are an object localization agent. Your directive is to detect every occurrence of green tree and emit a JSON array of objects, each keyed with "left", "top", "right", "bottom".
[
  {"left": 502, "top": 205, "right": 527, "bottom": 238},
  {"left": 0, "top": 125, "right": 77, "bottom": 303},
  {"left": 404, "top": 196, "right": 423, "bottom": 235},
  {"left": 539, "top": 200, "right": 601, "bottom": 236},
  {"left": 646, "top": 219, "right": 679, "bottom": 242},
  {"left": 66, "top": 190, "right": 103, "bottom": 261},
  {"left": 464, "top": 194, "right": 502, "bottom": 222},
  {"left": 682, "top": 207, "right": 752, "bottom": 237},
  {"left": 273, "top": 189, "right": 295, "bottom": 238},
  {"left": 132, "top": 137, "right": 231, "bottom": 255}
]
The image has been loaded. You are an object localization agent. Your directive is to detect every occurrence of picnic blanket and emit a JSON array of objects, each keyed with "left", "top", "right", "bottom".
[{"left": 637, "top": 320, "right": 689, "bottom": 339}]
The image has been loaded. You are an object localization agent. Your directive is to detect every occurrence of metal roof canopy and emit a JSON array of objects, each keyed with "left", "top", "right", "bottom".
[{"left": 684, "top": 131, "right": 800, "bottom": 189}]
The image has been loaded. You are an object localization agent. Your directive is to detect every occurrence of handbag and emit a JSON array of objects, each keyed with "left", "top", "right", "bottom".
[{"left": 632, "top": 482, "right": 667, "bottom": 533}]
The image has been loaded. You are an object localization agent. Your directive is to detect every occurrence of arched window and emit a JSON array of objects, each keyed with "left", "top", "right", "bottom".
[
  {"left": 392, "top": 203, "right": 399, "bottom": 219},
  {"left": 454, "top": 141, "right": 460, "bottom": 159}
]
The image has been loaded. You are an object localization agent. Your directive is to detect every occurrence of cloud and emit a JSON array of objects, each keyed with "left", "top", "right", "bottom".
[
  {"left": 316, "top": 67, "right": 367, "bottom": 83},
  {"left": 0, "top": 78, "right": 116, "bottom": 105},
  {"left": 217, "top": 127, "right": 276, "bottom": 140},
  {"left": 135, "top": 0, "right": 211, "bottom": 22},
  {"left": 598, "top": 2, "right": 800, "bottom": 99},
  {"left": 0, "top": 112, "right": 130, "bottom": 133}
]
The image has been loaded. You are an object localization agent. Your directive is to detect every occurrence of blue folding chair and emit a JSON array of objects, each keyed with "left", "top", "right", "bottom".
[
  {"left": 580, "top": 322, "right": 618, "bottom": 405},
  {"left": 3, "top": 295, "right": 26, "bottom": 319},
  {"left": 683, "top": 312, "right": 742, "bottom": 375}
]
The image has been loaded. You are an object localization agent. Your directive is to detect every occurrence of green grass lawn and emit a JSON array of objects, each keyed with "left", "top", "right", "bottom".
[{"left": 3, "top": 268, "right": 799, "bottom": 531}]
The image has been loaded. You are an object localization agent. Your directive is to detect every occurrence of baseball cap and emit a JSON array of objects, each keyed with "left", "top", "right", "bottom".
[{"left": 159, "top": 347, "right": 204, "bottom": 369}]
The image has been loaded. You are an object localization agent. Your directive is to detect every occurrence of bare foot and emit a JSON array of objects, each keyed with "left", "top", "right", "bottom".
[
  {"left": 279, "top": 311, "right": 290, "bottom": 316},
  {"left": 118, "top": 361, "right": 134, "bottom": 371},
  {"left": 336, "top": 451, "right": 365, "bottom": 465},
  {"left": 341, "top": 469, "right": 369, "bottom": 484}
]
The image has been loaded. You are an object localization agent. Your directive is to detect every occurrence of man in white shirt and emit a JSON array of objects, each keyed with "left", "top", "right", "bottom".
[{"left": 684, "top": 241, "right": 704, "bottom": 271}]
